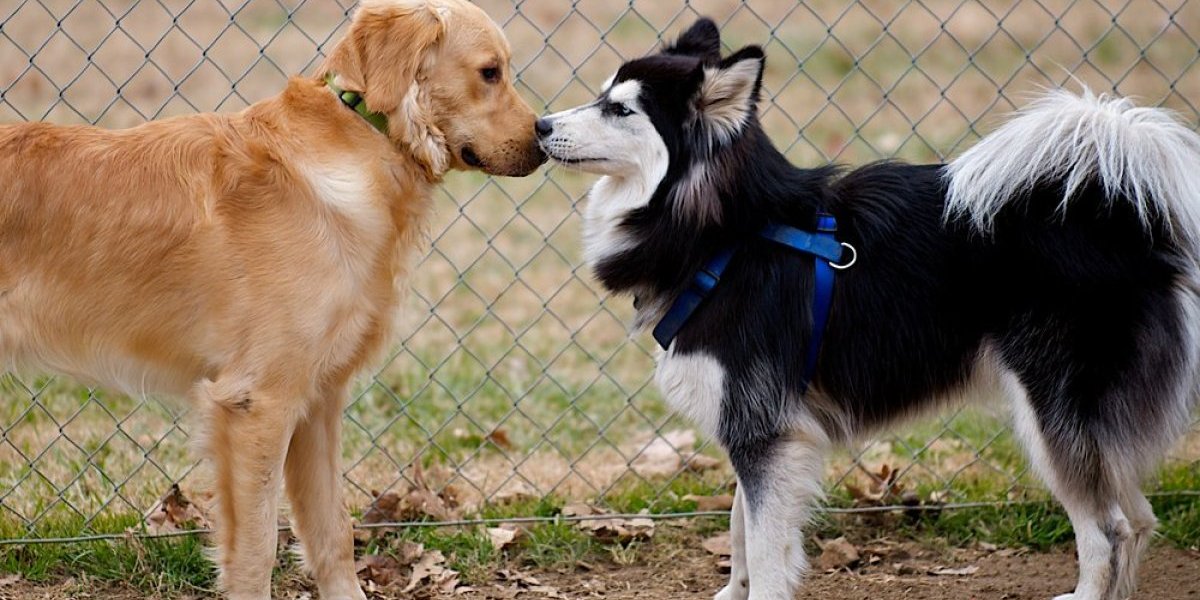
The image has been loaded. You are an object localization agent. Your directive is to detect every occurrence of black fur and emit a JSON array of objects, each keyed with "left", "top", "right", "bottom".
[
  {"left": 556, "top": 18, "right": 1199, "bottom": 598},
  {"left": 594, "top": 21, "right": 1192, "bottom": 508}
]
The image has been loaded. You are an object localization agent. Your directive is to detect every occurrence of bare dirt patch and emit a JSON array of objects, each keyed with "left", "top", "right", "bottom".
[{"left": 528, "top": 545, "right": 1200, "bottom": 600}]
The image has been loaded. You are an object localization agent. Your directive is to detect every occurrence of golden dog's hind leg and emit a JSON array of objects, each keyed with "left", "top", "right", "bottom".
[
  {"left": 283, "top": 383, "right": 365, "bottom": 600},
  {"left": 199, "top": 375, "right": 301, "bottom": 600}
]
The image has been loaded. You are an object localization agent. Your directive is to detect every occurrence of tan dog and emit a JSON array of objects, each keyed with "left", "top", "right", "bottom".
[{"left": 0, "top": 0, "right": 543, "bottom": 598}]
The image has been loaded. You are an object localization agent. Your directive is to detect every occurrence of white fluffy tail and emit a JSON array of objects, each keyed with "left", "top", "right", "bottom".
[{"left": 945, "top": 88, "right": 1200, "bottom": 257}]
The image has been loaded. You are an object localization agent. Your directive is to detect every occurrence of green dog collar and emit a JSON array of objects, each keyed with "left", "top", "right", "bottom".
[{"left": 324, "top": 74, "right": 389, "bottom": 135}]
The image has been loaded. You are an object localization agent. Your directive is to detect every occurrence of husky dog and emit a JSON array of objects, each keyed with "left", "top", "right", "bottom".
[{"left": 535, "top": 18, "right": 1200, "bottom": 600}]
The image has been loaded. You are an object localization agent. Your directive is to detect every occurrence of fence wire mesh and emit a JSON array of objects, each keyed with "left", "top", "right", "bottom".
[{"left": 1, "top": 0, "right": 1199, "bottom": 543}]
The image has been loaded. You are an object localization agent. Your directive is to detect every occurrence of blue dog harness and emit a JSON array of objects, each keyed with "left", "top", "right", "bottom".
[{"left": 651, "top": 213, "right": 855, "bottom": 393}]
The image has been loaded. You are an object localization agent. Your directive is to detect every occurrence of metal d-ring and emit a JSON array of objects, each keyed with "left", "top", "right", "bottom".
[{"left": 829, "top": 242, "right": 857, "bottom": 270}]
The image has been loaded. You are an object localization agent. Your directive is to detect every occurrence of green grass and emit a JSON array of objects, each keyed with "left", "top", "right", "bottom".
[
  {"left": 3, "top": 463, "right": 1196, "bottom": 596},
  {"left": 0, "top": 515, "right": 214, "bottom": 595}
]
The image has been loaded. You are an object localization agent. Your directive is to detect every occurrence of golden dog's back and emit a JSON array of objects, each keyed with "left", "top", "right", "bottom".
[{"left": 0, "top": 115, "right": 249, "bottom": 393}]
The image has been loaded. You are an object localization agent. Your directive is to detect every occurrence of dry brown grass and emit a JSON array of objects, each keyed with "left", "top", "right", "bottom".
[{"left": 1, "top": 0, "right": 1198, "bottom": 533}]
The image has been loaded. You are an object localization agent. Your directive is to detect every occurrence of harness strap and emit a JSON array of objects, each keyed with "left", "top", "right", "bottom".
[
  {"left": 803, "top": 214, "right": 839, "bottom": 392},
  {"left": 651, "top": 213, "right": 848, "bottom": 394},
  {"left": 652, "top": 246, "right": 737, "bottom": 350}
]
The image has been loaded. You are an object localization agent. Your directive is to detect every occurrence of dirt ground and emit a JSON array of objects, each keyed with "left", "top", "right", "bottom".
[
  {"left": 529, "top": 545, "right": 1200, "bottom": 600},
  {"left": 4, "top": 542, "right": 1197, "bottom": 600}
]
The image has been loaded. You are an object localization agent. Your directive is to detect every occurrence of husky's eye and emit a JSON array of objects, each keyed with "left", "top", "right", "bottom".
[{"left": 605, "top": 102, "right": 634, "bottom": 117}]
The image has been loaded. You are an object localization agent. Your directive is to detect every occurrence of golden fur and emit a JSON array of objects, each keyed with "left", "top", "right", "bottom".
[{"left": 0, "top": 1, "right": 543, "bottom": 598}]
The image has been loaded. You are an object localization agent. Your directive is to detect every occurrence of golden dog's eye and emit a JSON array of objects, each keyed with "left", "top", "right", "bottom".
[{"left": 481, "top": 66, "right": 501, "bottom": 83}]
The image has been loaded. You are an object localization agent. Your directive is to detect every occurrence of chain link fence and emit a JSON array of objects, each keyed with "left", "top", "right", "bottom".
[{"left": 2, "top": 0, "right": 1199, "bottom": 543}]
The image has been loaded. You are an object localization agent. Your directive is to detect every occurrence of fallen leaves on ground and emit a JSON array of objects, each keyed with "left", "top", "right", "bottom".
[
  {"left": 356, "top": 541, "right": 463, "bottom": 598},
  {"left": 144, "top": 484, "right": 210, "bottom": 534},
  {"left": 700, "top": 522, "right": 740, "bottom": 574},
  {"left": 843, "top": 463, "right": 949, "bottom": 524},
  {"left": 816, "top": 537, "right": 861, "bottom": 571},
  {"left": 360, "top": 464, "right": 464, "bottom": 531},
  {"left": 561, "top": 504, "right": 655, "bottom": 543},
  {"left": 490, "top": 483, "right": 538, "bottom": 506},
  {"left": 486, "top": 524, "right": 522, "bottom": 551},
  {"left": 845, "top": 464, "right": 906, "bottom": 507},
  {"left": 928, "top": 565, "right": 980, "bottom": 576},
  {"left": 683, "top": 493, "right": 734, "bottom": 512},
  {"left": 488, "top": 569, "right": 567, "bottom": 599},
  {"left": 701, "top": 531, "right": 731, "bottom": 557}
]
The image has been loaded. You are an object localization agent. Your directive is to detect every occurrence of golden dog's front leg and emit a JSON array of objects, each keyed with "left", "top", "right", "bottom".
[
  {"left": 284, "top": 383, "right": 365, "bottom": 600},
  {"left": 199, "top": 376, "right": 301, "bottom": 600}
]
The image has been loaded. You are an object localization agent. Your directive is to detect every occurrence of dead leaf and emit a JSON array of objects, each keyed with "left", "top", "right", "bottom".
[
  {"left": 563, "top": 504, "right": 655, "bottom": 543},
  {"left": 929, "top": 565, "right": 979, "bottom": 576},
  {"left": 685, "top": 453, "right": 722, "bottom": 472},
  {"left": 561, "top": 503, "right": 602, "bottom": 517},
  {"left": 491, "top": 484, "right": 537, "bottom": 505},
  {"left": 528, "top": 585, "right": 568, "bottom": 599},
  {"left": 702, "top": 532, "right": 732, "bottom": 557},
  {"left": 395, "top": 540, "right": 425, "bottom": 566},
  {"left": 403, "top": 549, "right": 456, "bottom": 593},
  {"left": 356, "top": 553, "right": 402, "bottom": 587},
  {"left": 397, "top": 488, "right": 454, "bottom": 522},
  {"left": 362, "top": 491, "right": 402, "bottom": 525},
  {"left": 846, "top": 463, "right": 904, "bottom": 507},
  {"left": 630, "top": 430, "right": 698, "bottom": 478},
  {"left": 716, "top": 557, "right": 732, "bottom": 574},
  {"left": 486, "top": 428, "right": 513, "bottom": 451},
  {"left": 145, "top": 484, "right": 209, "bottom": 534},
  {"left": 496, "top": 568, "right": 541, "bottom": 586},
  {"left": 494, "top": 569, "right": 567, "bottom": 597},
  {"left": 486, "top": 525, "right": 521, "bottom": 550},
  {"left": 816, "top": 537, "right": 860, "bottom": 571},
  {"left": 684, "top": 494, "right": 734, "bottom": 511}
]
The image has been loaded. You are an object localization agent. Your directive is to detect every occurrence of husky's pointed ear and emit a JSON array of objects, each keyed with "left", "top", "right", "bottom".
[
  {"left": 663, "top": 18, "right": 721, "bottom": 61},
  {"left": 694, "top": 45, "right": 765, "bottom": 142}
]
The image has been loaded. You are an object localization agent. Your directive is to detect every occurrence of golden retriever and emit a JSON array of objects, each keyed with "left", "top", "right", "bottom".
[{"left": 0, "top": 0, "right": 543, "bottom": 598}]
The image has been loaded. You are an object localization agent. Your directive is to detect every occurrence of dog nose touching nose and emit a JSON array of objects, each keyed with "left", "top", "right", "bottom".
[{"left": 535, "top": 118, "right": 553, "bottom": 138}]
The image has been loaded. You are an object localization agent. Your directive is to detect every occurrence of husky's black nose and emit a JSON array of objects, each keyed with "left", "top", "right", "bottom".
[{"left": 535, "top": 118, "right": 554, "bottom": 138}]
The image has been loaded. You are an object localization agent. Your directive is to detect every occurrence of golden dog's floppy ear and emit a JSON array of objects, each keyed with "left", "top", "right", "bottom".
[{"left": 319, "top": 0, "right": 445, "bottom": 117}]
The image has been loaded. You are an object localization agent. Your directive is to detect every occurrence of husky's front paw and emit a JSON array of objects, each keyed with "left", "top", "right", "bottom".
[
  {"left": 1051, "top": 594, "right": 1077, "bottom": 600},
  {"left": 715, "top": 582, "right": 749, "bottom": 600}
]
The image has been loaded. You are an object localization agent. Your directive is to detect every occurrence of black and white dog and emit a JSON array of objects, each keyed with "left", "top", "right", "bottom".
[{"left": 535, "top": 18, "right": 1200, "bottom": 600}]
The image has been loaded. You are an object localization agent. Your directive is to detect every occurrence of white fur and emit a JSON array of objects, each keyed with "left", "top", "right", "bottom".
[
  {"left": 582, "top": 167, "right": 665, "bottom": 265},
  {"left": 539, "top": 80, "right": 669, "bottom": 265},
  {"left": 607, "top": 80, "right": 640, "bottom": 105},
  {"left": 945, "top": 88, "right": 1200, "bottom": 259},
  {"left": 714, "top": 485, "right": 749, "bottom": 600},
  {"left": 303, "top": 162, "right": 388, "bottom": 252},
  {"left": 1003, "top": 364, "right": 1129, "bottom": 600},
  {"left": 655, "top": 346, "right": 725, "bottom": 437},
  {"left": 299, "top": 162, "right": 391, "bottom": 373},
  {"left": 741, "top": 426, "right": 829, "bottom": 600}
]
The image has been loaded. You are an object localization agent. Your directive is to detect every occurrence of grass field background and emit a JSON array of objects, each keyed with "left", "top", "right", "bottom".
[{"left": 2, "top": 0, "right": 1199, "bottom": 541}]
